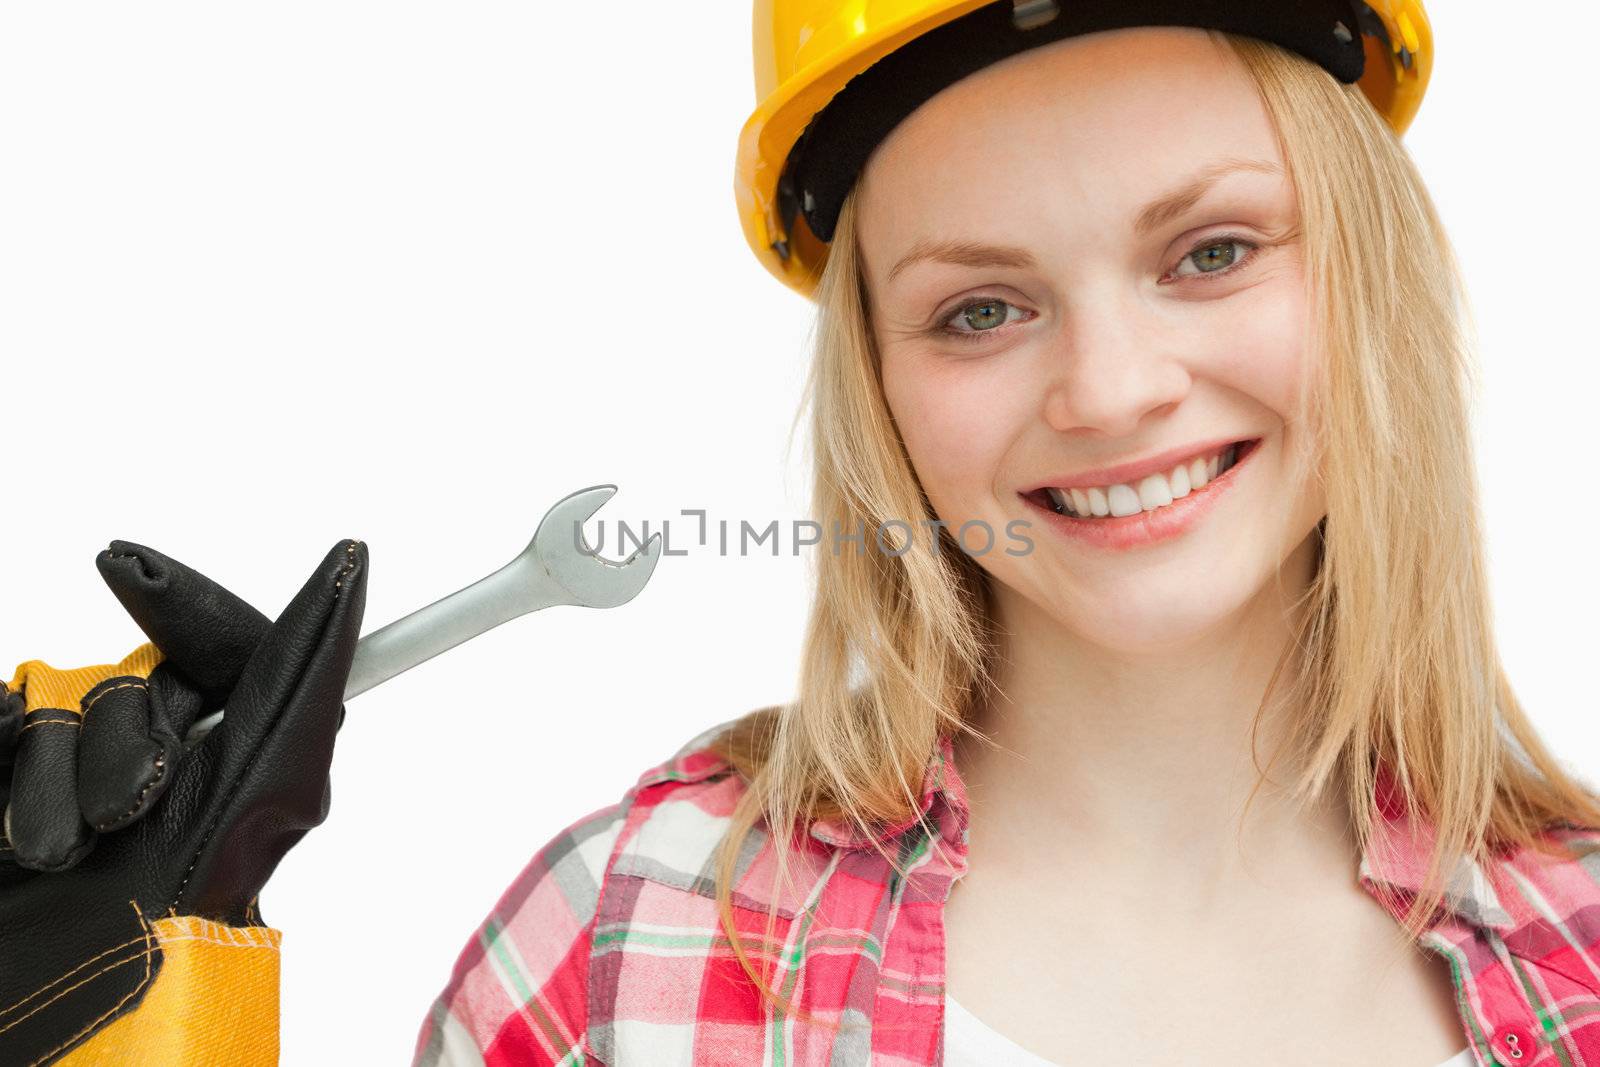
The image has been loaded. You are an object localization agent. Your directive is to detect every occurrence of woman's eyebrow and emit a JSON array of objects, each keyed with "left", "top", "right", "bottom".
[
  {"left": 886, "top": 238, "right": 1037, "bottom": 284},
  {"left": 885, "top": 156, "right": 1282, "bottom": 285},
  {"left": 1133, "top": 156, "right": 1283, "bottom": 237}
]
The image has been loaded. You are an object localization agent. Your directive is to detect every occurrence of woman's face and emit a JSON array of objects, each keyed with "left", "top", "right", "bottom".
[{"left": 859, "top": 26, "right": 1325, "bottom": 654}]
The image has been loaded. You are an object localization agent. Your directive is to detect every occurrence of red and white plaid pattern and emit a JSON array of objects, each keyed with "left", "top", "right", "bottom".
[{"left": 413, "top": 719, "right": 1600, "bottom": 1065}]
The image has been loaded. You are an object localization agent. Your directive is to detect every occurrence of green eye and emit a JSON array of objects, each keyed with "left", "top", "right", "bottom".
[
  {"left": 1191, "top": 242, "right": 1239, "bottom": 271},
  {"left": 1173, "top": 236, "right": 1259, "bottom": 280},
  {"left": 961, "top": 300, "right": 1009, "bottom": 331},
  {"left": 947, "top": 300, "right": 1024, "bottom": 334},
  {"left": 938, "top": 296, "right": 1031, "bottom": 344}
]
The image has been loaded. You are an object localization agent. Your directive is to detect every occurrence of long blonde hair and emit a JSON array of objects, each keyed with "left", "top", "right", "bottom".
[{"left": 706, "top": 30, "right": 1600, "bottom": 1029}]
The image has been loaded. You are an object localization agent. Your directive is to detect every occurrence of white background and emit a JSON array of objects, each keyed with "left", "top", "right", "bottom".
[{"left": 1, "top": 4, "right": 1596, "bottom": 1062}]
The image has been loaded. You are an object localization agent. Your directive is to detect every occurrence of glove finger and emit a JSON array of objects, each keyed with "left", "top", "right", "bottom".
[
  {"left": 77, "top": 667, "right": 203, "bottom": 832},
  {"left": 181, "top": 539, "right": 366, "bottom": 920},
  {"left": 95, "top": 540, "right": 272, "bottom": 705},
  {"left": 6, "top": 709, "right": 94, "bottom": 871}
]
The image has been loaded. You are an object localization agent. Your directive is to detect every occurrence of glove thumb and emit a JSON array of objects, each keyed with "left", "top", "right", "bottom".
[{"left": 176, "top": 539, "right": 366, "bottom": 922}]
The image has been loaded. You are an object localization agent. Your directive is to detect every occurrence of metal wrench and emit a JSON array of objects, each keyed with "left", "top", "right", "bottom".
[{"left": 182, "top": 484, "right": 661, "bottom": 747}]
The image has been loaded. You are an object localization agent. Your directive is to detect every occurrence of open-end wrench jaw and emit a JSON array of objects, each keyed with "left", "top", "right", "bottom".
[{"left": 530, "top": 484, "right": 662, "bottom": 610}]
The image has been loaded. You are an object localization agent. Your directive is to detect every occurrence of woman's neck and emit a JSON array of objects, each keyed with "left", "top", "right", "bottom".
[{"left": 953, "top": 533, "right": 1356, "bottom": 919}]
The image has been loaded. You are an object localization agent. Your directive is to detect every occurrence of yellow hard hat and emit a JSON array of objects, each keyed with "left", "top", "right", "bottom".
[{"left": 735, "top": 0, "right": 1432, "bottom": 299}]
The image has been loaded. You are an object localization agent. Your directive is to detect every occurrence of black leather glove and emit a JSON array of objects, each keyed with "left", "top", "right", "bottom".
[
  {"left": 0, "top": 537, "right": 367, "bottom": 1065},
  {"left": 1, "top": 544, "right": 272, "bottom": 873}
]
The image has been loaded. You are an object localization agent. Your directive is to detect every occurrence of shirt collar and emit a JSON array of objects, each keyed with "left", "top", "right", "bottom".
[
  {"left": 806, "top": 734, "right": 1521, "bottom": 937},
  {"left": 806, "top": 732, "right": 971, "bottom": 852},
  {"left": 1358, "top": 759, "right": 1519, "bottom": 934}
]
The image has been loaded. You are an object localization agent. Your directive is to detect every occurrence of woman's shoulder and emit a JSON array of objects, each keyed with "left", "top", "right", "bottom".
[
  {"left": 604, "top": 715, "right": 809, "bottom": 907},
  {"left": 628, "top": 715, "right": 744, "bottom": 792},
  {"left": 411, "top": 716, "right": 758, "bottom": 1065},
  {"left": 473, "top": 714, "right": 749, "bottom": 921}
]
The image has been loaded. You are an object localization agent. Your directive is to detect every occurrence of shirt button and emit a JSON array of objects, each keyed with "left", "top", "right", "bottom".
[{"left": 1491, "top": 1024, "right": 1536, "bottom": 1063}]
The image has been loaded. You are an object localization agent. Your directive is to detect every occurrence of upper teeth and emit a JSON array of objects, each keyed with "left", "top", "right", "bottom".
[{"left": 1045, "top": 444, "right": 1239, "bottom": 518}]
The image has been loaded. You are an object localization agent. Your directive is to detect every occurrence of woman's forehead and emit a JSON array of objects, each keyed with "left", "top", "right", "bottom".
[
  {"left": 856, "top": 28, "right": 1283, "bottom": 258},
  {"left": 862, "top": 28, "right": 1273, "bottom": 183}
]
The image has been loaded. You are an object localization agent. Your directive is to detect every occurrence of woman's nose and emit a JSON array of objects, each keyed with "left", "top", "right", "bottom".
[{"left": 1039, "top": 300, "right": 1192, "bottom": 436}]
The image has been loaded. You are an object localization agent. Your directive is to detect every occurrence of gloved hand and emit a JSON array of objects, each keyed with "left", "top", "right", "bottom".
[
  {"left": 0, "top": 537, "right": 367, "bottom": 1065},
  {"left": 1, "top": 543, "right": 274, "bottom": 873}
]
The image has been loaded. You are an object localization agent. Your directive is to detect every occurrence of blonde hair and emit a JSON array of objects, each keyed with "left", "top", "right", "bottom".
[{"left": 705, "top": 30, "right": 1600, "bottom": 1031}]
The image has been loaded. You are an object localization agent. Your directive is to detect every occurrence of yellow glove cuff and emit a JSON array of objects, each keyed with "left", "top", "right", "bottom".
[
  {"left": 53, "top": 907, "right": 281, "bottom": 1067},
  {"left": 5, "top": 644, "right": 164, "bottom": 717}
]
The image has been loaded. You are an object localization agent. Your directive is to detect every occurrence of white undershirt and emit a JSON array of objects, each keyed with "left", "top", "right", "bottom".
[{"left": 943, "top": 992, "right": 1475, "bottom": 1066}]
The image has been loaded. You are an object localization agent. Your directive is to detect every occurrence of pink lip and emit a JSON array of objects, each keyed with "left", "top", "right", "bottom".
[
  {"left": 1025, "top": 435, "right": 1250, "bottom": 493},
  {"left": 1021, "top": 438, "right": 1260, "bottom": 551}
]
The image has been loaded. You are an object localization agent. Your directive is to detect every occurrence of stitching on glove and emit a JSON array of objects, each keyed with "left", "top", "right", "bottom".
[
  {"left": 81, "top": 680, "right": 147, "bottom": 715},
  {"left": 81, "top": 681, "right": 166, "bottom": 832},
  {"left": 29, "top": 901, "right": 158, "bottom": 1067},
  {"left": 0, "top": 901, "right": 155, "bottom": 1047},
  {"left": 0, "top": 932, "right": 152, "bottom": 1028},
  {"left": 171, "top": 539, "right": 360, "bottom": 913},
  {"left": 155, "top": 916, "right": 281, "bottom": 952},
  {"left": 90, "top": 752, "right": 167, "bottom": 834},
  {"left": 18, "top": 720, "right": 79, "bottom": 734}
]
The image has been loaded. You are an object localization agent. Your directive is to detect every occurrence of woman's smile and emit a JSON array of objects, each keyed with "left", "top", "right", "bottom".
[{"left": 1021, "top": 436, "right": 1263, "bottom": 552}]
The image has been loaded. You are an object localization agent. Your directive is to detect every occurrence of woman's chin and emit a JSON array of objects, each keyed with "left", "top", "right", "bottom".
[
  {"left": 1065, "top": 599, "right": 1255, "bottom": 656},
  {"left": 991, "top": 569, "right": 1263, "bottom": 656}
]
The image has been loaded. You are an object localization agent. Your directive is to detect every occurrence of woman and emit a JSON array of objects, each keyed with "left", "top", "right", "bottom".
[
  {"left": 3, "top": 2, "right": 1595, "bottom": 1065},
  {"left": 412, "top": 2, "right": 1600, "bottom": 1065}
]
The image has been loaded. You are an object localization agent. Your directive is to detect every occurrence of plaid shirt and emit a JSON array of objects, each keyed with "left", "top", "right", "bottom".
[{"left": 411, "top": 720, "right": 1600, "bottom": 1066}]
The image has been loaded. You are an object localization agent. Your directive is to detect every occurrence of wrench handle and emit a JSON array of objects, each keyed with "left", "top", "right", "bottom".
[
  {"left": 345, "top": 558, "right": 567, "bottom": 699},
  {"left": 183, "top": 556, "right": 568, "bottom": 748}
]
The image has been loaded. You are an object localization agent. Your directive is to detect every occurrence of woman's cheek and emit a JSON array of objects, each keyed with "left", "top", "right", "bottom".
[
  {"left": 1213, "top": 258, "right": 1310, "bottom": 413},
  {"left": 885, "top": 347, "right": 1030, "bottom": 517}
]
